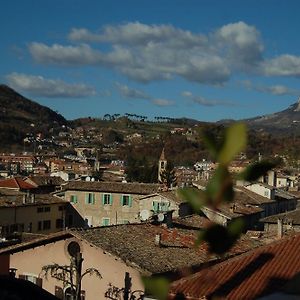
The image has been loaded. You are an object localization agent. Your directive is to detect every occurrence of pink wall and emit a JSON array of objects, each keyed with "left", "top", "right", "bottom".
[{"left": 9, "top": 237, "right": 144, "bottom": 299}]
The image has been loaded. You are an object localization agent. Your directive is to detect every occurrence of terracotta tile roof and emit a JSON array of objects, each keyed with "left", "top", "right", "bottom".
[
  {"left": 235, "top": 187, "right": 275, "bottom": 204},
  {"left": 173, "top": 215, "right": 212, "bottom": 230},
  {"left": 139, "top": 190, "right": 185, "bottom": 204},
  {"left": 169, "top": 233, "right": 300, "bottom": 299},
  {"left": 0, "top": 193, "right": 67, "bottom": 207},
  {"left": 203, "top": 201, "right": 263, "bottom": 221},
  {"left": 261, "top": 209, "right": 300, "bottom": 225},
  {"left": 69, "top": 224, "right": 266, "bottom": 275},
  {"left": 25, "top": 175, "right": 65, "bottom": 187},
  {"left": 62, "top": 181, "right": 162, "bottom": 195},
  {"left": 0, "top": 231, "right": 72, "bottom": 254},
  {"left": 0, "top": 177, "right": 36, "bottom": 190}
]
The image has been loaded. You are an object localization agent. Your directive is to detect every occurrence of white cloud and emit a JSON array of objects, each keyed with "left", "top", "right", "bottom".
[
  {"left": 68, "top": 28, "right": 103, "bottom": 43},
  {"left": 152, "top": 98, "right": 174, "bottom": 106},
  {"left": 182, "top": 91, "right": 235, "bottom": 107},
  {"left": 115, "top": 82, "right": 174, "bottom": 106},
  {"left": 241, "top": 80, "right": 299, "bottom": 96},
  {"left": 115, "top": 82, "right": 150, "bottom": 99},
  {"left": 69, "top": 22, "right": 207, "bottom": 47},
  {"left": 29, "top": 42, "right": 104, "bottom": 65},
  {"left": 6, "top": 73, "right": 96, "bottom": 98},
  {"left": 30, "top": 21, "right": 300, "bottom": 84},
  {"left": 262, "top": 54, "right": 300, "bottom": 77},
  {"left": 214, "top": 21, "right": 263, "bottom": 68}
]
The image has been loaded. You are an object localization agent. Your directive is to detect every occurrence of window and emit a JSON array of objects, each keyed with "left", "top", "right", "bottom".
[
  {"left": 37, "top": 206, "right": 50, "bottom": 213},
  {"left": 152, "top": 201, "right": 159, "bottom": 212},
  {"left": 102, "top": 193, "right": 112, "bottom": 205},
  {"left": 58, "top": 205, "right": 65, "bottom": 211},
  {"left": 38, "top": 221, "right": 42, "bottom": 231},
  {"left": 39, "top": 220, "right": 51, "bottom": 230},
  {"left": 56, "top": 219, "right": 64, "bottom": 229},
  {"left": 85, "top": 193, "right": 95, "bottom": 204},
  {"left": 44, "top": 206, "right": 51, "bottom": 212},
  {"left": 70, "top": 195, "right": 78, "bottom": 204},
  {"left": 102, "top": 218, "right": 110, "bottom": 226},
  {"left": 121, "top": 195, "right": 132, "bottom": 207}
]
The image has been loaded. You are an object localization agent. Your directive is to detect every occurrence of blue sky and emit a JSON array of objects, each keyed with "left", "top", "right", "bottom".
[{"left": 2, "top": 0, "right": 300, "bottom": 121}]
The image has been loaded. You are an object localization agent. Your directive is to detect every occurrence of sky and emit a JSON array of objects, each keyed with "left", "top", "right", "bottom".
[{"left": 2, "top": 0, "right": 300, "bottom": 122}]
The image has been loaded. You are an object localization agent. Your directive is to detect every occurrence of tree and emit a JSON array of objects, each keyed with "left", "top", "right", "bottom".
[
  {"left": 159, "top": 161, "right": 177, "bottom": 188},
  {"left": 41, "top": 251, "right": 102, "bottom": 300}
]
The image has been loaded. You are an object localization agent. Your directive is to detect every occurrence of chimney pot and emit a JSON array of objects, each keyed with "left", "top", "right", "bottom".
[
  {"left": 155, "top": 234, "right": 161, "bottom": 247},
  {"left": 277, "top": 218, "right": 283, "bottom": 239}
]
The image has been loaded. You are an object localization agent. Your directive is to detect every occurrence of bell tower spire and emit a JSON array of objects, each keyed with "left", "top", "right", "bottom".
[{"left": 158, "top": 147, "right": 167, "bottom": 182}]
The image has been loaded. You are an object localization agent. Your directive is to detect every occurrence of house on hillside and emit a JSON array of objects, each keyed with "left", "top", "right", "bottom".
[
  {"left": 0, "top": 177, "right": 37, "bottom": 193},
  {"left": 261, "top": 209, "right": 300, "bottom": 233},
  {"left": 0, "top": 189, "right": 68, "bottom": 236},
  {"left": 60, "top": 181, "right": 162, "bottom": 227},
  {"left": 24, "top": 175, "right": 65, "bottom": 194}
]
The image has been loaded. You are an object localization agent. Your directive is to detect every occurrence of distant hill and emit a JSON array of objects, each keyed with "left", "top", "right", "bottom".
[
  {"left": 0, "top": 84, "right": 67, "bottom": 151},
  {"left": 243, "top": 98, "right": 300, "bottom": 134}
]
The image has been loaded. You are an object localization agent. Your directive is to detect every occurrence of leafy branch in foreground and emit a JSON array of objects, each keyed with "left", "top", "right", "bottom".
[{"left": 143, "top": 123, "right": 276, "bottom": 300}]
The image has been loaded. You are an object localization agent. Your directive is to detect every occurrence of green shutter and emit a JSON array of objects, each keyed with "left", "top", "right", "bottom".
[
  {"left": 102, "top": 218, "right": 110, "bottom": 226},
  {"left": 120, "top": 195, "right": 124, "bottom": 206},
  {"left": 110, "top": 194, "right": 113, "bottom": 205},
  {"left": 85, "top": 193, "right": 89, "bottom": 204},
  {"left": 128, "top": 195, "right": 132, "bottom": 207},
  {"left": 102, "top": 194, "right": 105, "bottom": 205},
  {"left": 73, "top": 195, "right": 78, "bottom": 204},
  {"left": 153, "top": 201, "right": 159, "bottom": 212}
]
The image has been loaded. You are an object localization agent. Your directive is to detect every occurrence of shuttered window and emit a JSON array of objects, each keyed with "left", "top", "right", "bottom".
[
  {"left": 85, "top": 193, "right": 95, "bottom": 204},
  {"left": 121, "top": 195, "right": 132, "bottom": 207}
]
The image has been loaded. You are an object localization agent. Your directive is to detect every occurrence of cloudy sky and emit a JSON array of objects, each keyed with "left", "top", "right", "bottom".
[{"left": 2, "top": 0, "right": 300, "bottom": 121}]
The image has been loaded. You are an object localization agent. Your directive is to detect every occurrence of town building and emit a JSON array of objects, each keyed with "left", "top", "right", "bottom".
[
  {"left": 0, "top": 189, "right": 68, "bottom": 236},
  {"left": 60, "top": 181, "right": 162, "bottom": 227}
]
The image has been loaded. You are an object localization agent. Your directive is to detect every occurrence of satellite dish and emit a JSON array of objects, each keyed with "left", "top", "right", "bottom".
[
  {"left": 157, "top": 213, "right": 164, "bottom": 222},
  {"left": 140, "top": 210, "right": 151, "bottom": 221}
]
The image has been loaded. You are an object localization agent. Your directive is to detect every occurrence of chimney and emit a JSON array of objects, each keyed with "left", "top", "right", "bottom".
[
  {"left": 230, "top": 204, "right": 236, "bottom": 213},
  {"left": 277, "top": 218, "right": 283, "bottom": 239},
  {"left": 155, "top": 234, "right": 161, "bottom": 247}
]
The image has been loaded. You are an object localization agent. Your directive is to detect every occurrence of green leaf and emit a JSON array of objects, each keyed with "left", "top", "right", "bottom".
[
  {"left": 218, "top": 123, "right": 247, "bottom": 165},
  {"left": 177, "top": 188, "right": 206, "bottom": 212},
  {"left": 202, "top": 222, "right": 242, "bottom": 255},
  {"left": 237, "top": 160, "right": 276, "bottom": 182},
  {"left": 202, "top": 130, "right": 223, "bottom": 160},
  {"left": 195, "top": 230, "right": 205, "bottom": 247},
  {"left": 206, "top": 166, "right": 234, "bottom": 204},
  {"left": 203, "top": 224, "right": 230, "bottom": 255},
  {"left": 142, "top": 277, "right": 170, "bottom": 300},
  {"left": 227, "top": 218, "right": 245, "bottom": 237}
]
